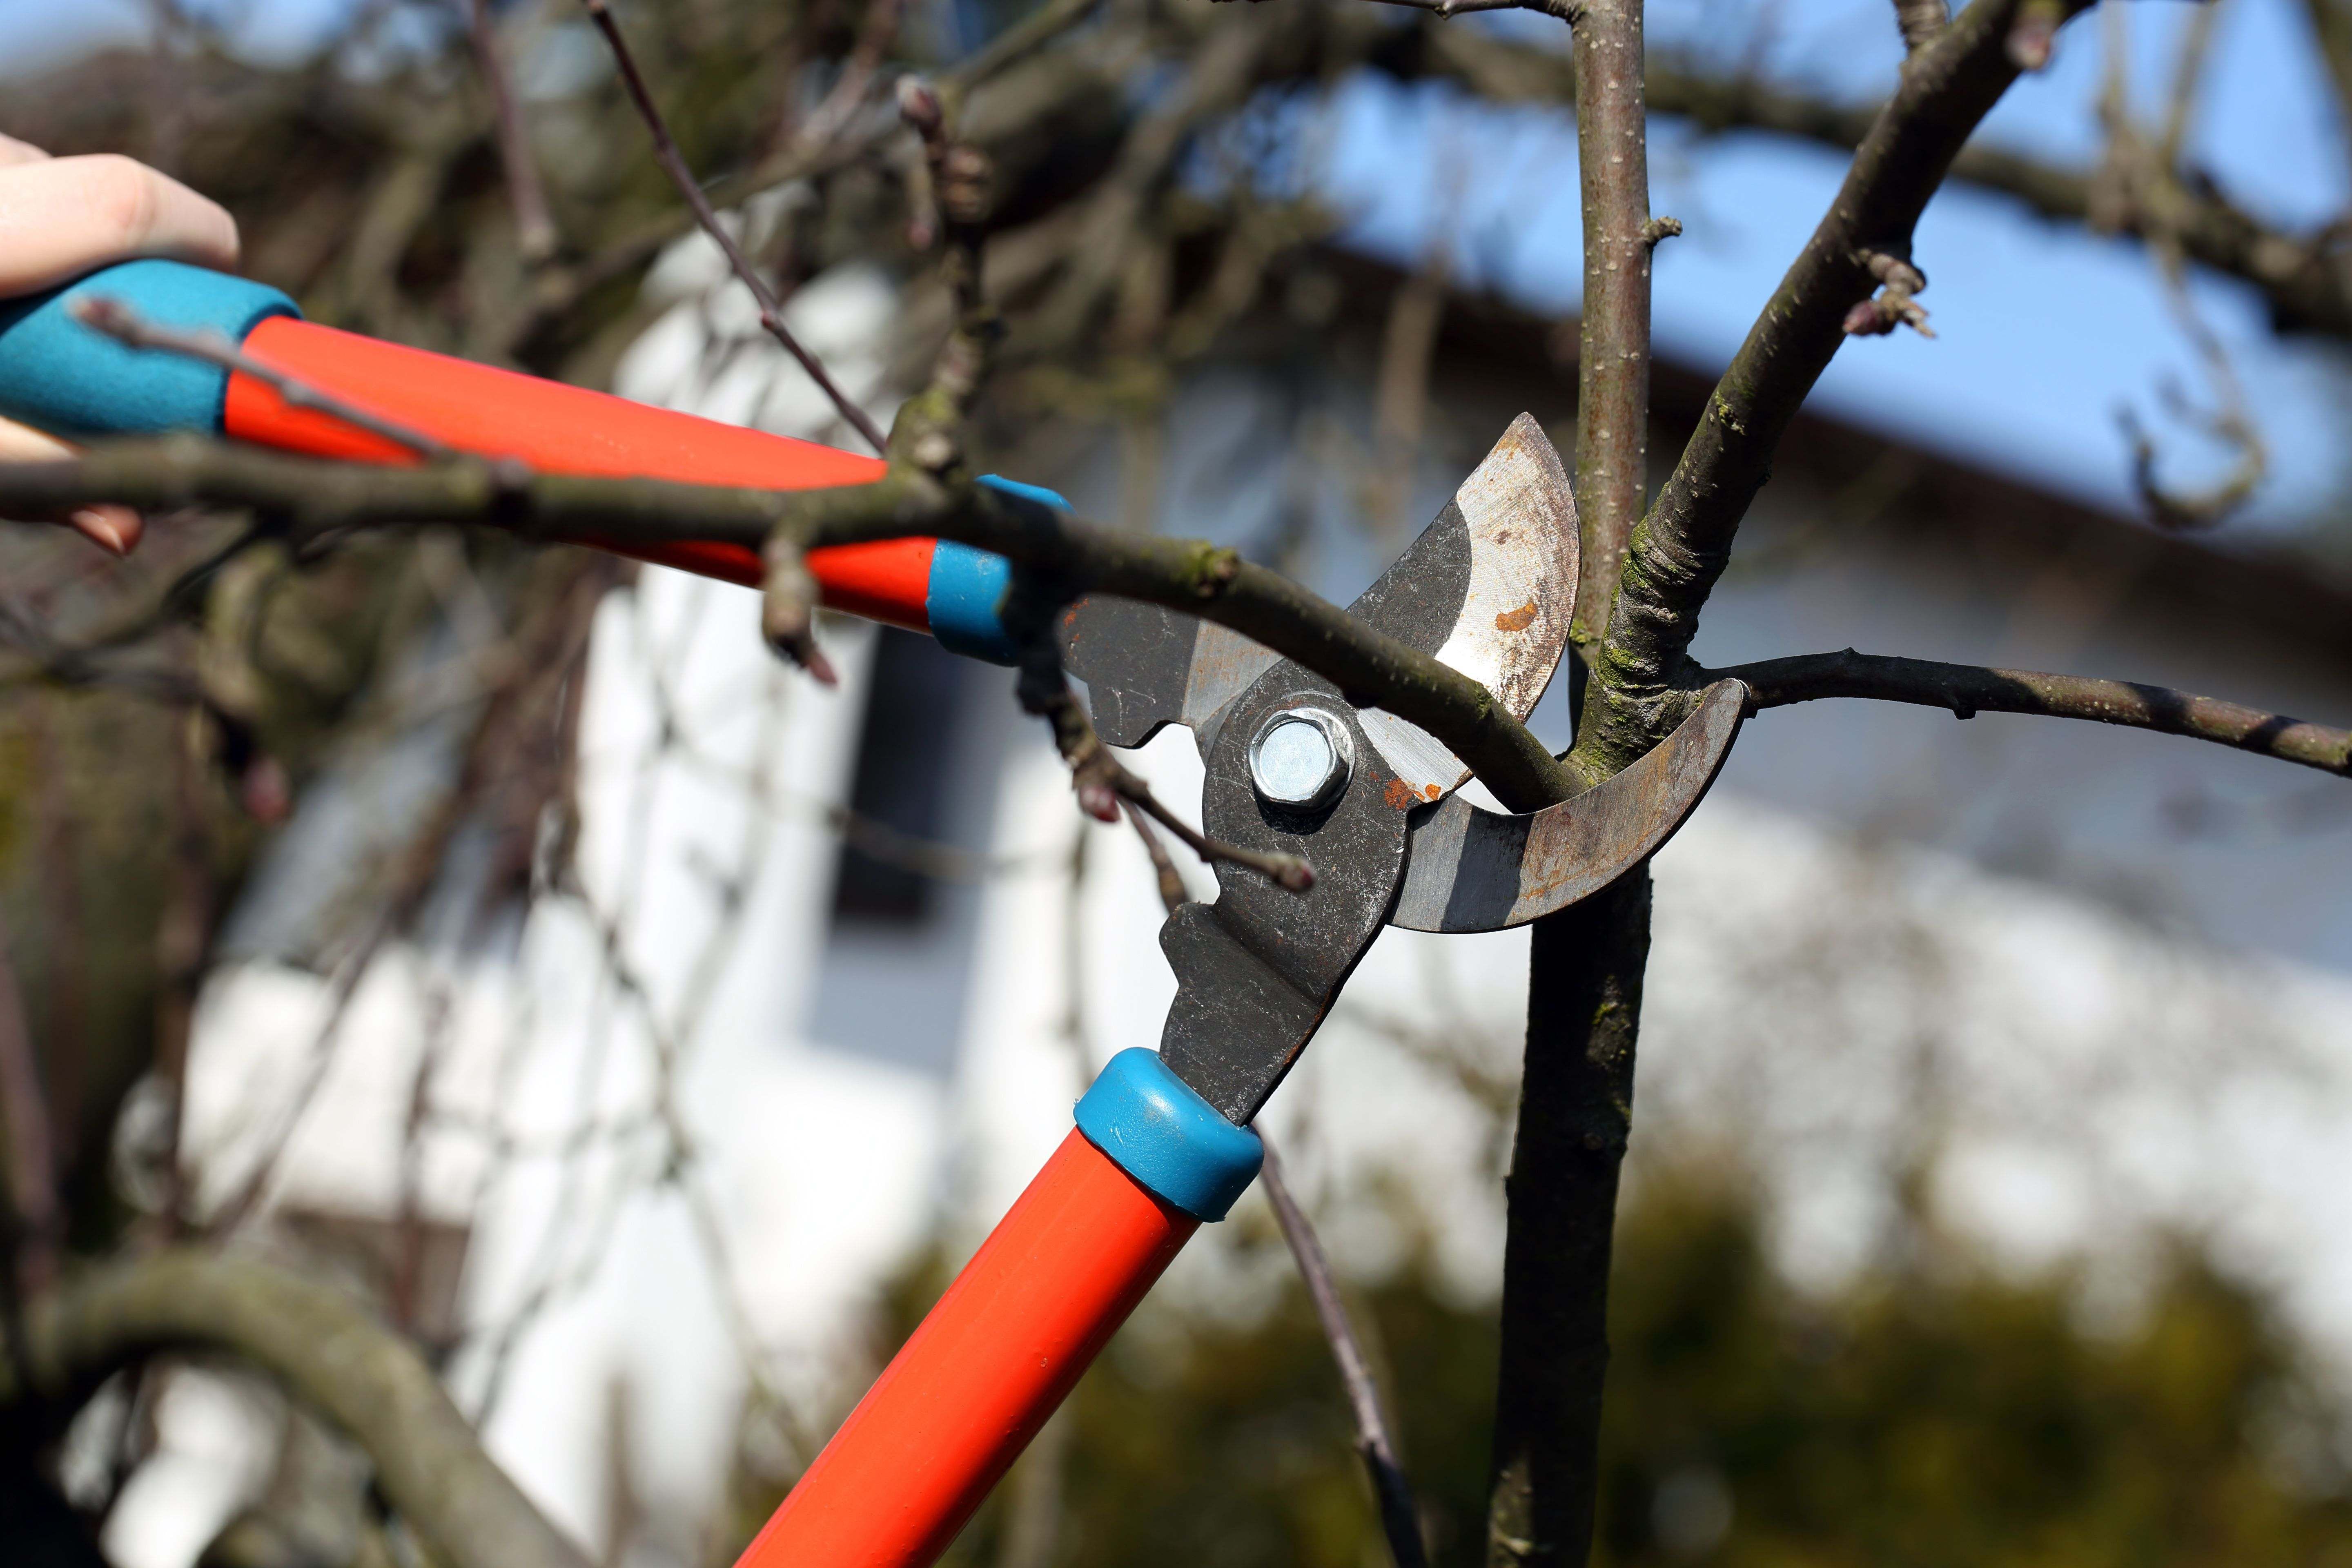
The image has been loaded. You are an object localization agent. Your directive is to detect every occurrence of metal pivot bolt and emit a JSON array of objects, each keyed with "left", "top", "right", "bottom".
[{"left": 1248, "top": 706, "right": 1352, "bottom": 811}]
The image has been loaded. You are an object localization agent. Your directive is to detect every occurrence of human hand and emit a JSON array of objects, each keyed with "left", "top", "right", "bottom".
[{"left": 0, "top": 133, "right": 241, "bottom": 554}]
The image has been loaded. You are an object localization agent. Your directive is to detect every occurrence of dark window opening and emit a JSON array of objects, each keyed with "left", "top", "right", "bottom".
[{"left": 832, "top": 627, "right": 965, "bottom": 924}]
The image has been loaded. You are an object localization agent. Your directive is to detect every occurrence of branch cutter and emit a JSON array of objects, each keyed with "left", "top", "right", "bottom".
[{"left": 0, "top": 260, "right": 1745, "bottom": 1568}]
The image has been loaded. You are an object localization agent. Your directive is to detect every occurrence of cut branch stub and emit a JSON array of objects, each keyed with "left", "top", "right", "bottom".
[{"left": 759, "top": 534, "right": 838, "bottom": 685}]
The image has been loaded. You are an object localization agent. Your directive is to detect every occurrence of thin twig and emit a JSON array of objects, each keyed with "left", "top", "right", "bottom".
[
  {"left": 1259, "top": 1136, "right": 1429, "bottom": 1568},
  {"left": 792, "top": 0, "right": 906, "bottom": 153},
  {"left": 579, "top": 0, "right": 889, "bottom": 454},
  {"left": 1014, "top": 647, "right": 1313, "bottom": 892},
  {"left": 466, "top": 0, "right": 559, "bottom": 263},
  {"left": 1718, "top": 648, "right": 2352, "bottom": 777},
  {"left": 1123, "top": 800, "right": 1189, "bottom": 914},
  {"left": 71, "top": 296, "right": 452, "bottom": 461},
  {"left": 1356, "top": 0, "right": 1573, "bottom": 19}
]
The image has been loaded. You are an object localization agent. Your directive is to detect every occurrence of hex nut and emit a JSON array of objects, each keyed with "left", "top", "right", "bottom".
[{"left": 1248, "top": 706, "right": 1352, "bottom": 811}]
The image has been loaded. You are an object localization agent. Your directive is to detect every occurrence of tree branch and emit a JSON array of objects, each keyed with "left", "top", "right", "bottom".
[
  {"left": 580, "top": 0, "right": 889, "bottom": 453},
  {"left": 0, "top": 438, "right": 1578, "bottom": 808},
  {"left": 1574, "top": 0, "right": 2091, "bottom": 779},
  {"left": 1259, "top": 1137, "right": 1428, "bottom": 1568},
  {"left": 1720, "top": 648, "right": 2352, "bottom": 777},
  {"left": 1493, "top": 6, "right": 1663, "bottom": 1565},
  {"left": 1566, "top": 0, "right": 1658, "bottom": 656},
  {"left": 4, "top": 1249, "right": 589, "bottom": 1568},
  {"left": 467, "top": 0, "right": 559, "bottom": 264},
  {"left": 1894, "top": 0, "right": 1951, "bottom": 55}
]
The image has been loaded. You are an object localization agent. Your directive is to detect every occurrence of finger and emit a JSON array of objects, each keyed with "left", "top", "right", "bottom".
[
  {"left": 0, "top": 135, "right": 50, "bottom": 169},
  {"left": 0, "top": 411, "right": 69, "bottom": 463},
  {"left": 0, "top": 154, "right": 240, "bottom": 295},
  {"left": 68, "top": 505, "right": 142, "bottom": 556}
]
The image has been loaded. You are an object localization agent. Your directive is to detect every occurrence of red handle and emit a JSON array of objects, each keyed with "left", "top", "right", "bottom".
[
  {"left": 223, "top": 316, "right": 937, "bottom": 626},
  {"left": 735, "top": 1130, "right": 1197, "bottom": 1568}
]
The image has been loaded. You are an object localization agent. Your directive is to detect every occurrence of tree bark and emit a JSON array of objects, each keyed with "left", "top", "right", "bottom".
[
  {"left": 1486, "top": 869, "right": 1649, "bottom": 1568},
  {"left": 1486, "top": 3, "right": 1656, "bottom": 1560}
]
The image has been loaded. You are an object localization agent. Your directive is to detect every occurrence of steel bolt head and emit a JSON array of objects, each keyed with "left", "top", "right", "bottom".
[{"left": 1248, "top": 706, "right": 1352, "bottom": 811}]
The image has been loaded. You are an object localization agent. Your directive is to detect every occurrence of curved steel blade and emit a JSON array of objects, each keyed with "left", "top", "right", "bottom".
[
  {"left": 1058, "top": 596, "right": 1277, "bottom": 752},
  {"left": 1389, "top": 682, "right": 1745, "bottom": 933},
  {"left": 1060, "top": 413, "right": 1578, "bottom": 776},
  {"left": 1352, "top": 412, "right": 1577, "bottom": 802}
]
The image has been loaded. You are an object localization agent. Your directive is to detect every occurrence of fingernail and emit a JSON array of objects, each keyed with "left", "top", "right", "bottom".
[{"left": 69, "top": 508, "right": 131, "bottom": 555}]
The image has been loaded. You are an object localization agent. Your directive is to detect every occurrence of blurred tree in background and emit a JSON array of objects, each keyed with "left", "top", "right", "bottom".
[{"left": 851, "top": 1172, "right": 2352, "bottom": 1568}]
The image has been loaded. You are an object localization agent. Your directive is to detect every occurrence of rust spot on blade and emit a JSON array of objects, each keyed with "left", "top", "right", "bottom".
[
  {"left": 1383, "top": 778, "right": 1419, "bottom": 811},
  {"left": 1494, "top": 601, "right": 1539, "bottom": 633},
  {"left": 1424, "top": 783, "right": 1442, "bottom": 800}
]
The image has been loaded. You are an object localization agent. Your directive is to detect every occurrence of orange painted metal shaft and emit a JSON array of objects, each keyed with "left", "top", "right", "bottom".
[
  {"left": 734, "top": 1130, "right": 1197, "bottom": 1568},
  {"left": 224, "top": 316, "right": 933, "bottom": 626}
]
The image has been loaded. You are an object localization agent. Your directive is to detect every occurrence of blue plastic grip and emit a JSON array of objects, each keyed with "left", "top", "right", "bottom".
[
  {"left": 0, "top": 258, "right": 298, "bottom": 441},
  {"left": 927, "top": 474, "right": 1070, "bottom": 664},
  {"left": 926, "top": 539, "right": 1019, "bottom": 664},
  {"left": 1073, "top": 1048, "right": 1263, "bottom": 1222}
]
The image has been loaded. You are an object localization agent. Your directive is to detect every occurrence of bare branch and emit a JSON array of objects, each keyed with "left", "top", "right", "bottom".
[
  {"left": 1719, "top": 648, "right": 2352, "bottom": 777},
  {"left": 1566, "top": 0, "right": 1659, "bottom": 659},
  {"left": 791, "top": 0, "right": 906, "bottom": 153},
  {"left": 1496, "top": 4, "right": 1663, "bottom": 1562},
  {"left": 6, "top": 1249, "right": 590, "bottom": 1568},
  {"left": 0, "top": 438, "right": 1584, "bottom": 803},
  {"left": 1356, "top": 0, "right": 1574, "bottom": 20},
  {"left": 579, "top": 0, "right": 889, "bottom": 454},
  {"left": 2118, "top": 244, "right": 2268, "bottom": 530},
  {"left": 71, "top": 296, "right": 453, "bottom": 461},
  {"left": 1258, "top": 1136, "right": 1428, "bottom": 1568},
  {"left": 1576, "top": 0, "right": 2094, "bottom": 779},
  {"left": 466, "top": 0, "right": 559, "bottom": 263},
  {"left": 1123, "top": 801, "right": 1191, "bottom": 915},
  {"left": 1017, "top": 648, "right": 1314, "bottom": 891},
  {"left": 1894, "top": 0, "right": 1951, "bottom": 54},
  {"left": 1034, "top": 13, "right": 1285, "bottom": 346}
]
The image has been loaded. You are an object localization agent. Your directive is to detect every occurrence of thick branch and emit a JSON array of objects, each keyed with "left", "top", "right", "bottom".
[
  {"left": 1567, "top": 0, "right": 1657, "bottom": 655},
  {"left": 5, "top": 1249, "right": 588, "bottom": 1568},
  {"left": 0, "top": 440, "right": 1577, "bottom": 808},
  {"left": 1489, "top": 7, "right": 1660, "bottom": 1568},
  {"left": 1487, "top": 871, "right": 1650, "bottom": 1568},
  {"left": 1575, "top": 0, "right": 2089, "bottom": 777},
  {"left": 1722, "top": 648, "right": 2352, "bottom": 777}
]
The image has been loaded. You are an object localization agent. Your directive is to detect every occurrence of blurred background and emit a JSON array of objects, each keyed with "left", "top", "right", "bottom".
[{"left": 3, "top": 0, "right": 2352, "bottom": 1564}]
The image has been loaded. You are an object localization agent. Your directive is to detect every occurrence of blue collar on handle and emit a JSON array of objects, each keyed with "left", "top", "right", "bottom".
[{"left": 0, "top": 258, "right": 298, "bottom": 441}]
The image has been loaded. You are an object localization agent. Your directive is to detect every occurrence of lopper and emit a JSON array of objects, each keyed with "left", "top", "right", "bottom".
[{"left": 0, "top": 258, "right": 1745, "bottom": 1568}]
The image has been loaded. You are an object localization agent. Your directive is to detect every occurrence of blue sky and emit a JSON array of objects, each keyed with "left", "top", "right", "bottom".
[
  {"left": 1316, "top": 0, "right": 2352, "bottom": 535},
  {"left": 8, "top": 0, "right": 2348, "bottom": 539}
]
